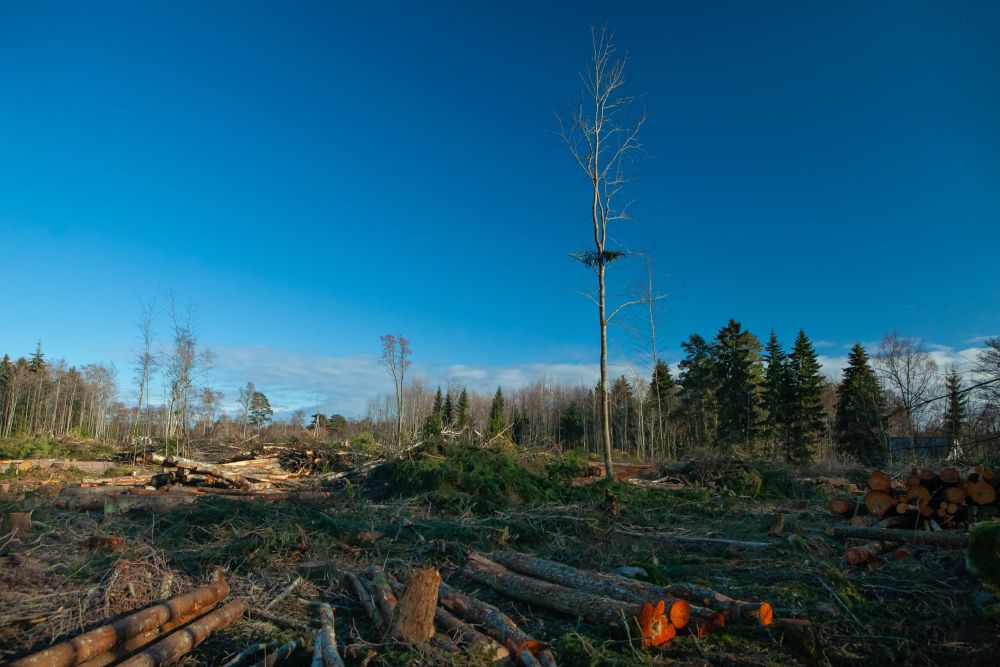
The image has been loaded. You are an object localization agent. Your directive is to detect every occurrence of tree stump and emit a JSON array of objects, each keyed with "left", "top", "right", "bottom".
[{"left": 390, "top": 568, "right": 440, "bottom": 643}]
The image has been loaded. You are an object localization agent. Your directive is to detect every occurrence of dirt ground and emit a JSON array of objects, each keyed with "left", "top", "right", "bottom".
[{"left": 1, "top": 452, "right": 998, "bottom": 666}]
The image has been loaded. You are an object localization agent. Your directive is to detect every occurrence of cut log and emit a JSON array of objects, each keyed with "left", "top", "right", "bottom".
[
  {"left": 833, "top": 526, "right": 970, "bottom": 547},
  {"left": 661, "top": 583, "right": 773, "bottom": 626},
  {"left": 313, "top": 604, "right": 346, "bottom": 667},
  {"left": 612, "top": 528, "right": 770, "bottom": 549},
  {"left": 844, "top": 541, "right": 893, "bottom": 566},
  {"left": 864, "top": 490, "right": 896, "bottom": 516},
  {"left": 150, "top": 453, "right": 264, "bottom": 491},
  {"left": 826, "top": 497, "right": 855, "bottom": 516},
  {"left": 10, "top": 580, "right": 230, "bottom": 667},
  {"left": 438, "top": 582, "right": 555, "bottom": 667},
  {"left": 943, "top": 485, "right": 968, "bottom": 505},
  {"left": 968, "top": 480, "right": 997, "bottom": 505},
  {"left": 939, "top": 467, "right": 961, "bottom": 484},
  {"left": 689, "top": 605, "right": 726, "bottom": 637},
  {"left": 345, "top": 572, "right": 385, "bottom": 633},
  {"left": 488, "top": 550, "right": 691, "bottom": 628},
  {"left": 116, "top": 599, "right": 245, "bottom": 667},
  {"left": 904, "top": 485, "right": 932, "bottom": 507},
  {"left": 867, "top": 469, "right": 892, "bottom": 492},
  {"left": 464, "top": 552, "right": 657, "bottom": 631},
  {"left": 77, "top": 606, "right": 214, "bottom": 667},
  {"left": 362, "top": 567, "right": 398, "bottom": 631},
  {"left": 390, "top": 568, "right": 440, "bottom": 643}
]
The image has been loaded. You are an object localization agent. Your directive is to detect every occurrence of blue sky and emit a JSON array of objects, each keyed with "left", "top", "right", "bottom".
[{"left": 1, "top": 1, "right": 998, "bottom": 416}]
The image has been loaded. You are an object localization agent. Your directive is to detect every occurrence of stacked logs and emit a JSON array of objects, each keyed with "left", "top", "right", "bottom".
[
  {"left": 8, "top": 579, "right": 243, "bottom": 667},
  {"left": 827, "top": 466, "right": 996, "bottom": 566}
]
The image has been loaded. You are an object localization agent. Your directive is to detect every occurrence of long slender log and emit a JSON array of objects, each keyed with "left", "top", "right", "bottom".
[
  {"left": 464, "top": 552, "right": 646, "bottom": 630},
  {"left": 150, "top": 454, "right": 262, "bottom": 491},
  {"left": 833, "top": 526, "right": 970, "bottom": 547},
  {"left": 345, "top": 572, "right": 386, "bottom": 633},
  {"left": 612, "top": 528, "right": 770, "bottom": 549},
  {"left": 77, "top": 606, "right": 212, "bottom": 667},
  {"left": 117, "top": 599, "right": 246, "bottom": 667},
  {"left": 247, "top": 637, "right": 303, "bottom": 667},
  {"left": 488, "top": 550, "right": 691, "bottom": 628},
  {"left": 661, "top": 583, "right": 773, "bottom": 626},
  {"left": 313, "top": 604, "right": 346, "bottom": 667},
  {"left": 10, "top": 580, "right": 229, "bottom": 667},
  {"left": 437, "top": 582, "right": 554, "bottom": 667},
  {"left": 844, "top": 541, "right": 894, "bottom": 566},
  {"left": 221, "top": 642, "right": 281, "bottom": 667},
  {"left": 362, "top": 568, "right": 398, "bottom": 631}
]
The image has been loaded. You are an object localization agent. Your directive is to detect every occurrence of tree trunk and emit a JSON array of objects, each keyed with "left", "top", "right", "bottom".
[
  {"left": 390, "top": 568, "right": 439, "bottom": 643},
  {"left": 598, "top": 264, "right": 614, "bottom": 481}
]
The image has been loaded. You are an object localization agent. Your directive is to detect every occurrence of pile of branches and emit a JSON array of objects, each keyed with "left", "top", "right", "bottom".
[
  {"left": 827, "top": 466, "right": 996, "bottom": 566},
  {"left": 8, "top": 578, "right": 243, "bottom": 667}
]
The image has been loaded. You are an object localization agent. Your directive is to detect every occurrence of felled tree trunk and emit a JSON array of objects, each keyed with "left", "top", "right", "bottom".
[
  {"left": 312, "top": 604, "right": 346, "bottom": 667},
  {"left": 388, "top": 578, "right": 501, "bottom": 659},
  {"left": 390, "top": 568, "right": 440, "bottom": 643},
  {"left": 438, "top": 582, "right": 555, "bottom": 667},
  {"left": 487, "top": 550, "right": 691, "bottom": 628},
  {"left": 844, "top": 541, "right": 895, "bottom": 565},
  {"left": 116, "top": 599, "right": 245, "bottom": 667},
  {"left": 463, "top": 552, "right": 644, "bottom": 631},
  {"left": 661, "top": 583, "right": 773, "bottom": 626},
  {"left": 863, "top": 490, "right": 897, "bottom": 516},
  {"left": 833, "top": 525, "right": 970, "bottom": 547},
  {"left": 151, "top": 453, "right": 260, "bottom": 491},
  {"left": 10, "top": 580, "right": 230, "bottom": 667}
]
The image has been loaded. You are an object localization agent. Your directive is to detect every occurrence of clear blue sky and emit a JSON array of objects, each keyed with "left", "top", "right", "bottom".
[{"left": 1, "top": 1, "right": 998, "bottom": 415}]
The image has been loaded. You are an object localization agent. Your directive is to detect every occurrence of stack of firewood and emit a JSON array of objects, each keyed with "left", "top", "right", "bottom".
[
  {"left": 827, "top": 466, "right": 996, "bottom": 566},
  {"left": 828, "top": 466, "right": 997, "bottom": 529},
  {"left": 8, "top": 579, "right": 243, "bottom": 667}
]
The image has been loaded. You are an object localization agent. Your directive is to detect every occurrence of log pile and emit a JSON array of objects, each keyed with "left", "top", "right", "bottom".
[
  {"left": 827, "top": 466, "right": 996, "bottom": 566},
  {"left": 8, "top": 578, "right": 243, "bottom": 667}
]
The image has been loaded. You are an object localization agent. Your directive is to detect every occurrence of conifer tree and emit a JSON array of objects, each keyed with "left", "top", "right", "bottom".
[
  {"left": 488, "top": 387, "right": 506, "bottom": 438},
  {"left": 560, "top": 403, "right": 585, "bottom": 447},
  {"left": 422, "top": 407, "right": 443, "bottom": 444},
  {"left": 835, "top": 342, "right": 886, "bottom": 463},
  {"left": 942, "top": 367, "right": 966, "bottom": 446},
  {"left": 785, "top": 330, "right": 825, "bottom": 463},
  {"left": 29, "top": 341, "right": 45, "bottom": 371},
  {"left": 712, "top": 320, "right": 763, "bottom": 450},
  {"left": 678, "top": 334, "right": 718, "bottom": 448},
  {"left": 432, "top": 387, "right": 444, "bottom": 421},
  {"left": 456, "top": 388, "right": 470, "bottom": 428},
  {"left": 443, "top": 390, "right": 454, "bottom": 425},
  {"left": 648, "top": 360, "right": 676, "bottom": 454},
  {"left": 761, "top": 331, "right": 790, "bottom": 455}
]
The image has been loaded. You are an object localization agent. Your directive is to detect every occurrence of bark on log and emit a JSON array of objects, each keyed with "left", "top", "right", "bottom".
[
  {"left": 464, "top": 552, "right": 649, "bottom": 630},
  {"left": 312, "top": 604, "right": 346, "bottom": 667},
  {"left": 10, "top": 580, "right": 230, "bottom": 667},
  {"left": 116, "top": 599, "right": 245, "bottom": 667},
  {"left": 437, "top": 582, "right": 555, "bottom": 667},
  {"left": 362, "top": 568, "right": 398, "bottom": 632},
  {"left": 488, "top": 550, "right": 691, "bottom": 628},
  {"left": 833, "top": 526, "right": 970, "bottom": 547},
  {"left": 390, "top": 568, "right": 439, "bottom": 643},
  {"left": 345, "top": 572, "right": 385, "bottom": 633},
  {"left": 77, "top": 606, "right": 211, "bottom": 667},
  {"left": 661, "top": 583, "right": 773, "bottom": 626}
]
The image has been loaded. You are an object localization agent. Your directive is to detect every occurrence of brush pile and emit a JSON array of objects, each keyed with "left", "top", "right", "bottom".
[
  {"left": 8, "top": 578, "right": 243, "bottom": 667},
  {"left": 827, "top": 466, "right": 998, "bottom": 566}
]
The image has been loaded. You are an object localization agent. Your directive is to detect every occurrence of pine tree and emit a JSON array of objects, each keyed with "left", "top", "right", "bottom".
[
  {"left": 456, "top": 388, "right": 470, "bottom": 428},
  {"left": 648, "top": 360, "right": 677, "bottom": 455},
  {"left": 560, "top": 403, "right": 585, "bottom": 447},
  {"left": 712, "top": 320, "right": 763, "bottom": 450},
  {"left": 443, "top": 390, "right": 454, "bottom": 425},
  {"left": 488, "top": 387, "right": 505, "bottom": 438},
  {"left": 248, "top": 390, "right": 273, "bottom": 431},
  {"left": 785, "top": 330, "right": 825, "bottom": 463},
  {"left": 835, "top": 342, "right": 886, "bottom": 463},
  {"left": 422, "top": 408, "right": 443, "bottom": 444},
  {"left": 761, "top": 331, "right": 790, "bottom": 454},
  {"left": 942, "top": 367, "right": 966, "bottom": 446},
  {"left": 678, "top": 334, "right": 718, "bottom": 448}
]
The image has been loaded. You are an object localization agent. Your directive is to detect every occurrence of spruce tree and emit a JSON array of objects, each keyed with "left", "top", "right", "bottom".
[
  {"left": 432, "top": 387, "right": 444, "bottom": 421},
  {"left": 785, "top": 330, "right": 825, "bottom": 463},
  {"left": 443, "top": 390, "right": 454, "bottom": 425},
  {"left": 678, "top": 334, "right": 718, "bottom": 449},
  {"left": 942, "top": 367, "right": 966, "bottom": 446},
  {"left": 456, "top": 388, "right": 470, "bottom": 428},
  {"left": 488, "top": 387, "right": 505, "bottom": 438},
  {"left": 560, "top": 403, "right": 585, "bottom": 447},
  {"left": 761, "top": 331, "right": 790, "bottom": 454},
  {"left": 712, "top": 320, "right": 763, "bottom": 450},
  {"left": 422, "top": 408, "right": 443, "bottom": 444},
  {"left": 835, "top": 342, "right": 886, "bottom": 463},
  {"left": 29, "top": 341, "right": 45, "bottom": 371}
]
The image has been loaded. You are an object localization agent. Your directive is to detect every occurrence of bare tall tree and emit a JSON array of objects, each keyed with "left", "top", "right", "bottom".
[
  {"left": 875, "top": 332, "right": 939, "bottom": 459},
  {"left": 380, "top": 334, "right": 411, "bottom": 449},
  {"left": 132, "top": 297, "right": 157, "bottom": 446},
  {"left": 560, "top": 27, "right": 647, "bottom": 481}
]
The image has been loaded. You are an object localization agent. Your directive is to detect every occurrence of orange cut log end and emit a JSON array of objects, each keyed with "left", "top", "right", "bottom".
[
  {"left": 669, "top": 599, "right": 691, "bottom": 630},
  {"left": 757, "top": 602, "right": 774, "bottom": 627}
]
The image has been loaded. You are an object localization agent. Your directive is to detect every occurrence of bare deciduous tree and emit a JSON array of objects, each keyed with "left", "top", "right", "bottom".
[
  {"left": 132, "top": 297, "right": 157, "bottom": 447},
  {"left": 560, "top": 27, "right": 648, "bottom": 481},
  {"left": 380, "top": 334, "right": 411, "bottom": 448},
  {"left": 875, "top": 332, "right": 939, "bottom": 459}
]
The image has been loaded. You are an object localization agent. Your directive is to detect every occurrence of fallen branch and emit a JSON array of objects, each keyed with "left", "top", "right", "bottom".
[
  {"left": 220, "top": 642, "right": 281, "bottom": 667},
  {"left": 311, "top": 604, "right": 345, "bottom": 667},
  {"left": 612, "top": 528, "right": 770, "bottom": 549},
  {"left": 264, "top": 576, "right": 304, "bottom": 611},
  {"left": 247, "top": 637, "right": 303, "bottom": 667}
]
